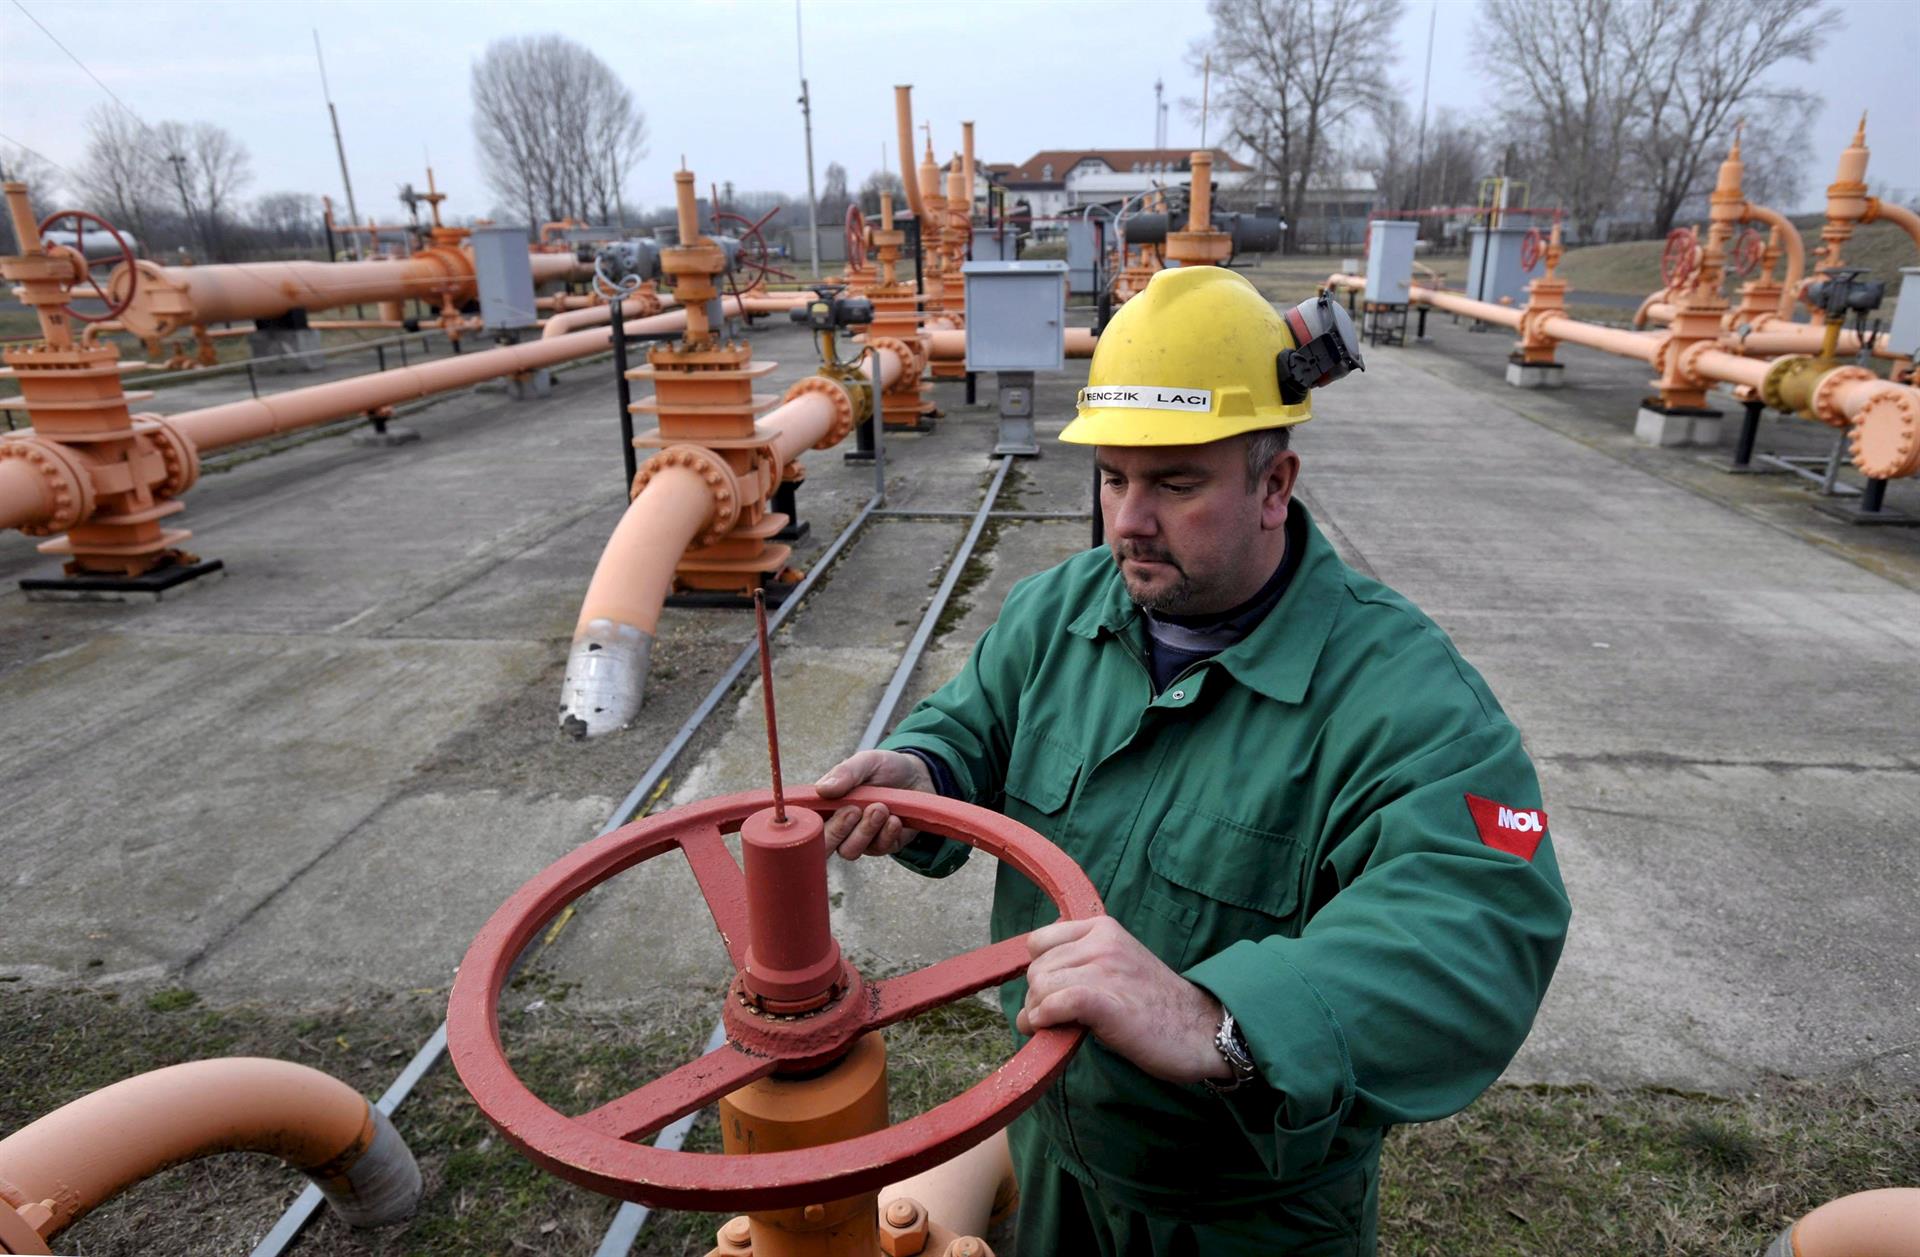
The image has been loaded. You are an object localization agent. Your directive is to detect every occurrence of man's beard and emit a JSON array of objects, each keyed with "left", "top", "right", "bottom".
[{"left": 1111, "top": 542, "right": 1193, "bottom": 613}]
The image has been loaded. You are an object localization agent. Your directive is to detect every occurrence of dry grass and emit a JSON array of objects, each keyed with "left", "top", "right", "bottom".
[{"left": 5, "top": 977, "right": 1915, "bottom": 1256}]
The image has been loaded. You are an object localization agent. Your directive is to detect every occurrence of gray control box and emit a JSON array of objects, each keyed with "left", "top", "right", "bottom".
[
  {"left": 1888, "top": 266, "right": 1920, "bottom": 361},
  {"left": 469, "top": 226, "right": 538, "bottom": 331},
  {"left": 1365, "top": 220, "right": 1418, "bottom": 305},
  {"left": 1465, "top": 225, "right": 1543, "bottom": 306},
  {"left": 962, "top": 260, "right": 1068, "bottom": 372}
]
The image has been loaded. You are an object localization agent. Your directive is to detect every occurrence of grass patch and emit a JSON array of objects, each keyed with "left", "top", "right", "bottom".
[
  {"left": 5, "top": 980, "right": 1914, "bottom": 1255},
  {"left": 144, "top": 987, "right": 199, "bottom": 1013}
]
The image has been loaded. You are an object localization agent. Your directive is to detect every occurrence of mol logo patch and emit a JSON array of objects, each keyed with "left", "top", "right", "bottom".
[{"left": 1463, "top": 793, "right": 1547, "bottom": 861}]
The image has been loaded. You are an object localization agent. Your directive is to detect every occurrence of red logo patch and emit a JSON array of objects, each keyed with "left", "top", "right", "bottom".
[{"left": 1464, "top": 793, "right": 1546, "bottom": 861}]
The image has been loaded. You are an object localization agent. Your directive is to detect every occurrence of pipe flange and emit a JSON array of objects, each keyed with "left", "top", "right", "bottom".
[
  {"left": 1848, "top": 388, "right": 1920, "bottom": 481},
  {"left": 783, "top": 374, "right": 855, "bottom": 449},
  {"left": 1759, "top": 355, "right": 1809, "bottom": 413},
  {"left": 867, "top": 335, "right": 919, "bottom": 390},
  {"left": 0, "top": 435, "right": 95, "bottom": 536},
  {"left": 133, "top": 414, "right": 201, "bottom": 498},
  {"left": 1810, "top": 365, "right": 1876, "bottom": 429},
  {"left": 630, "top": 444, "right": 739, "bottom": 546},
  {"left": 1675, "top": 339, "right": 1730, "bottom": 390}
]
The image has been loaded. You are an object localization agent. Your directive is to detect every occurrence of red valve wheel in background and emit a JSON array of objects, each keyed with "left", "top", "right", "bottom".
[
  {"left": 713, "top": 207, "right": 797, "bottom": 293},
  {"left": 1732, "top": 227, "right": 1767, "bottom": 279},
  {"left": 1519, "top": 226, "right": 1546, "bottom": 273},
  {"left": 845, "top": 204, "right": 869, "bottom": 270},
  {"left": 1660, "top": 227, "right": 1701, "bottom": 291},
  {"left": 37, "top": 209, "right": 138, "bottom": 323},
  {"left": 447, "top": 786, "right": 1103, "bottom": 1212}
]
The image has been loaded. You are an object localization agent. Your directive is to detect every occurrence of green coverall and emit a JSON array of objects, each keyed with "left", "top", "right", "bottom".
[{"left": 883, "top": 503, "right": 1572, "bottom": 1255}]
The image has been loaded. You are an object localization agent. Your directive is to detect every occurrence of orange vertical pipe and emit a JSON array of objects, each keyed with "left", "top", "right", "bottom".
[
  {"left": 1189, "top": 151, "right": 1213, "bottom": 233},
  {"left": 894, "top": 87, "right": 927, "bottom": 223},
  {"left": 961, "top": 122, "right": 976, "bottom": 221}
]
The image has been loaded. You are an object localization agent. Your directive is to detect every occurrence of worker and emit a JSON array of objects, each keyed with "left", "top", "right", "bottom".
[{"left": 816, "top": 265, "right": 1570, "bottom": 1255}]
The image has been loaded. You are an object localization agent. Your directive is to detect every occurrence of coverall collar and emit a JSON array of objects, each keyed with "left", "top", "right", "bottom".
[{"left": 1066, "top": 500, "right": 1342, "bottom": 706}]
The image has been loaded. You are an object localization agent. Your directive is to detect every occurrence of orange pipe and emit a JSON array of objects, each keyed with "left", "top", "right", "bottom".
[
  {"left": 926, "top": 327, "right": 1096, "bottom": 360},
  {"left": 0, "top": 455, "right": 51, "bottom": 532},
  {"left": 169, "top": 307, "right": 697, "bottom": 454},
  {"left": 541, "top": 294, "right": 682, "bottom": 340},
  {"left": 1538, "top": 313, "right": 1662, "bottom": 363},
  {"left": 1770, "top": 1188, "right": 1920, "bottom": 1257},
  {"left": 0, "top": 1058, "right": 419, "bottom": 1247},
  {"left": 961, "top": 122, "right": 976, "bottom": 221},
  {"left": 1866, "top": 199, "right": 1920, "bottom": 253},
  {"left": 108, "top": 252, "right": 590, "bottom": 342},
  {"left": 1189, "top": 151, "right": 1213, "bottom": 233},
  {"left": 1738, "top": 203, "right": 1806, "bottom": 320},
  {"left": 894, "top": 86, "right": 927, "bottom": 223},
  {"left": 561, "top": 341, "right": 912, "bottom": 736}
]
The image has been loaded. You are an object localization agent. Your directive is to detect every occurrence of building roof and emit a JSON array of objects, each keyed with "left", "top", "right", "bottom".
[{"left": 999, "top": 149, "right": 1253, "bottom": 186}]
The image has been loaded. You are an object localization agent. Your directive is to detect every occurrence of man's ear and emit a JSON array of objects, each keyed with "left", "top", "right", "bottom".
[{"left": 1260, "top": 450, "right": 1299, "bottom": 531}]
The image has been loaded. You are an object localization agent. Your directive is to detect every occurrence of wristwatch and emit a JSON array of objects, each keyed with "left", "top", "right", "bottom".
[{"left": 1204, "top": 1008, "right": 1259, "bottom": 1093}]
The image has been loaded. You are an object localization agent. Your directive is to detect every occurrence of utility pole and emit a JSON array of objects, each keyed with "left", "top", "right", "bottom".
[
  {"left": 1411, "top": 2, "right": 1437, "bottom": 217},
  {"left": 1199, "top": 54, "right": 1212, "bottom": 149},
  {"left": 796, "top": 0, "right": 822, "bottom": 278},
  {"left": 313, "top": 31, "right": 361, "bottom": 234},
  {"left": 165, "top": 150, "right": 204, "bottom": 257}
]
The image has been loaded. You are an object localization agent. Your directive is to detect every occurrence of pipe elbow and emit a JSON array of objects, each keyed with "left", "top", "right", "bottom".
[
  {"left": 1765, "top": 1188, "right": 1920, "bottom": 1257},
  {"left": 0, "top": 1058, "right": 422, "bottom": 1246}
]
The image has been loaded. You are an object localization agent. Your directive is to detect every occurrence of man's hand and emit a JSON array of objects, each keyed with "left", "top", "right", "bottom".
[
  {"left": 1016, "top": 916, "right": 1235, "bottom": 1086},
  {"left": 815, "top": 749, "right": 936, "bottom": 860}
]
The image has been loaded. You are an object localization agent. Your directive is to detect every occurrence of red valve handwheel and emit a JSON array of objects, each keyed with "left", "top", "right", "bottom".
[
  {"left": 845, "top": 203, "right": 869, "bottom": 270},
  {"left": 1660, "top": 228, "right": 1700, "bottom": 290},
  {"left": 714, "top": 207, "right": 796, "bottom": 293},
  {"left": 37, "top": 209, "right": 138, "bottom": 323},
  {"left": 448, "top": 785, "right": 1103, "bottom": 1212},
  {"left": 1519, "top": 226, "right": 1546, "bottom": 273},
  {"left": 1733, "top": 227, "right": 1766, "bottom": 279}
]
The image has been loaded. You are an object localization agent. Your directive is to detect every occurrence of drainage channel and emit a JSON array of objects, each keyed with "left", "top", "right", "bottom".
[{"left": 251, "top": 397, "right": 1086, "bottom": 1256}]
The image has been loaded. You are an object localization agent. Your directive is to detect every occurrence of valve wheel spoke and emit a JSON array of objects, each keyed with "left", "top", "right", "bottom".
[
  {"left": 867, "top": 935, "right": 1032, "bottom": 1032},
  {"left": 37, "top": 209, "right": 138, "bottom": 323},
  {"left": 576, "top": 1042, "right": 776, "bottom": 1142},
  {"left": 678, "top": 823, "right": 750, "bottom": 968}
]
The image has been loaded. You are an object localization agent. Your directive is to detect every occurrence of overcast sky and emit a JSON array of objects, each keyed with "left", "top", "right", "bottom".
[{"left": 2, "top": 0, "right": 1914, "bottom": 223}]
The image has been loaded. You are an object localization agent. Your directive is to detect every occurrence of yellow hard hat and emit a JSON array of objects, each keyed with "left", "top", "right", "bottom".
[{"left": 1062, "top": 265, "right": 1361, "bottom": 446}]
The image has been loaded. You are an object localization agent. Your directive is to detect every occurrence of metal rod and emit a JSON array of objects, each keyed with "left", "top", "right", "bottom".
[
  {"left": 753, "top": 588, "right": 788, "bottom": 822},
  {"left": 860, "top": 455, "right": 1013, "bottom": 751},
  {"left": 1860, "top": 477, "right": 1888, "bottom": 513},
  {"left": 1732, "top": 399, "right": 1763, "bottom": 468},
  {"left": 610, "top": 296, "right": 636, "bottom": 490},
  {"left": 875, "top": 509, "right": 1088, "bottom": 521}
]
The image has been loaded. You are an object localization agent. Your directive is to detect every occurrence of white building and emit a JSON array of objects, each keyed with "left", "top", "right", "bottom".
[{"left": 994, "top": 149, "right": 1257, "bottom": 220}]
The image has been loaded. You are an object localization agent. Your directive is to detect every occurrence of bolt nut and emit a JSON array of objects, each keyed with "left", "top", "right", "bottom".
[
  {"left": 802, "top": 1204, "right": 826, "bottom": 1223},
  {"left": 716, "top": 1214, "right": 753, "bottom": 1250},
  {"left": 945, "top": 1239, "right": 991, "bottom": 1257},
  {"left": 878, "top": 1196, "right": 929, "bottom": 1256}
]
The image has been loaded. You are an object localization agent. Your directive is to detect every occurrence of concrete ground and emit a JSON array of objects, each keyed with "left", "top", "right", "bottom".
[{"left": 2, "top": 297, "right": 1915, "bottom": 1099}]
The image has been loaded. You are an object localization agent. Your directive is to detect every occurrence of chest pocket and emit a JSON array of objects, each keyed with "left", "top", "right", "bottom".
[
  {"left": 995, "top": 732, "right": 1083, "bottom": 943},
  {"left": 1145, "top": 800, "right": 1305, "bottom": 971}
]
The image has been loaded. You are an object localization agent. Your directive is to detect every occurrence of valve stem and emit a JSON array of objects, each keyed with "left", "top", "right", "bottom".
[{"left": 752, "top": 588, "right": 787, "bottom": 823}]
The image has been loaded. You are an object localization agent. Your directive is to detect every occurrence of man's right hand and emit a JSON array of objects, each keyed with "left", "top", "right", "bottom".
[{"left": 815, "top": 749, "right": 935, "bottom": 860}]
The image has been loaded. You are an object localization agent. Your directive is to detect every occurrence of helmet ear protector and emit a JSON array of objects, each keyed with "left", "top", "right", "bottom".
[{"left": 1277, "top": 290, "right": 1365, "bottom": 406}]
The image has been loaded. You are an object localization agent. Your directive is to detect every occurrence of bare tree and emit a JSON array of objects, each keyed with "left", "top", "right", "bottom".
[
  {"left": 74, "top": 106, "right": 164, "bottom": 244},
  {"left": 1632, "top": 0, "right": 1827, "bottom": 234},
  {"left": 151, "top": 120, "right": 252, "bottom": 259},
  {"left": 0, "top": 144, "right": 65, "bottom": 252},
  {"left": 1192, "top": 0, "right": 1403, "bottom": 252},
  {"left": 471, "top": 35, "right": 648, "bottom": 226},
  {"left": 817, "top": 162, "right": 851, "bottom": 224},
  {"left": 858, "top": 169, "right": 905, "bottom": 215},
  {"left": 250, "top": 192, "right": 321, "bottom": 247},
  {"left": 1478, "top": 0, "right": 1680, "bottom": 240}
]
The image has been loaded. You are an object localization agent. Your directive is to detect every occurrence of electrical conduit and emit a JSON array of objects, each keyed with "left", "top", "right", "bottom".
[
  {"left": 559, "top": 340, "right": 911, "bottom": 738},
  {"left": 0, "top": 1058, "right": 420, "bottom": 1253}
]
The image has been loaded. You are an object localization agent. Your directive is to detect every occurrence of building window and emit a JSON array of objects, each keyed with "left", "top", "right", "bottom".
[{"left": 1042, "top": 164, "right": 1053, "bottom": 181}]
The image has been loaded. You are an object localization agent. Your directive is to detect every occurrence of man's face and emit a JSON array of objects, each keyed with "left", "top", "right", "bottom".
[{"left": 1097, "top": 437, "right": 1297, "bottom": 616}]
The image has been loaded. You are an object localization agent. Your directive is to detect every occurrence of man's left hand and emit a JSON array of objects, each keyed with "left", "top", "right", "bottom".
[{"left": 1016, "top": 916, "right": 1236, "bottom": 1086}]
